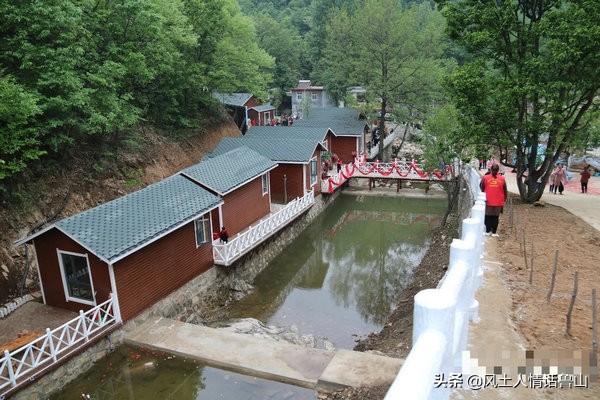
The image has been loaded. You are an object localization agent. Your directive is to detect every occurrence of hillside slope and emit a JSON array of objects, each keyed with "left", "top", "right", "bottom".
[{"left": 0, "top": 120, "right": 241, "bottom": 303}]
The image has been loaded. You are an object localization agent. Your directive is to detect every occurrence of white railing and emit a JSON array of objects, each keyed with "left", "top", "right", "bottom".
[
  {"left": 0, "top": 297, "right": 118, "bottom": 395},
  {"left": 213, "top": 190, "right": 315, "bottom": 266},
  {"left": 369, "top": 129, "right": 400, "bottom": 159},
  {"left": 384, "top": 173, "right": 486, "bottom": 400}
]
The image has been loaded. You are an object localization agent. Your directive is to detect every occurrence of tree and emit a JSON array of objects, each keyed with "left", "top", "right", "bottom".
[
  {"left": 0, "top": 76, "right": 43, "bottom": 180},
  {"left": 440, "top": 0, "right": 600, "bottom": 203},
  {"left": 321, "top": 1, "right": 447, "bottom": 160},
  {"left": 422, "top": 104, "right": 474, "bottom": 225},
  {"left": 254, "top": 15, "right": 303, "bottom": 107}
]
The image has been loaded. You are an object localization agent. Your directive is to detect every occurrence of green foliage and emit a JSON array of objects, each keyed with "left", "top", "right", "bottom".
[
  {"left": 320, "top": 0, "right": 448, "bottom": 159},
  {"left": 0, "top": 0, "right": 273, "bottom": 183},
  {"left": 422, "top": 104, "right": 473, "bottom": 171},
  {"left": 440, "top": 0, "right": 600, "bottom": 202},
  {"left": 0, "top": 76, "right": 44, "bottom": 180}
]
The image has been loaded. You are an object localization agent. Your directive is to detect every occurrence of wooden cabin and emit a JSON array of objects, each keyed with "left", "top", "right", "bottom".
[
  {"left": 208, "top": 134, "right": 325, "bottom": 204},
  {"left": 181, "top": 146, "right": 277, "bottom": 236},
  {"left": 17, "top": 175, "right": 222, "bottom": 321},
  {"left": 294, "top": 107, "right": 369, "bottom": 163},
  {"left": 248, "top": 104, "right": 276, "bottom": 126}
]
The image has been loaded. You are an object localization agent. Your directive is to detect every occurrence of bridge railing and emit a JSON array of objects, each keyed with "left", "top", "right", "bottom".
[
  {"left": 384, "top": 170, "right": 486, "bottom": 400},
  {"left": 0, "top": 296, "right": 118, "bottom": 396},
  {"left": 369, "top": 130, "right": 400, "bottom": 159},
  {"left": 213, "top": 190, "right": 315, "bottom": 266}
]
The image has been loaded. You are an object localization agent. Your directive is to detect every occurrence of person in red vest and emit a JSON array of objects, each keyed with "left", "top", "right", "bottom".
[
  {"left": 580, "top": 166, "right": 591, "bottom": 193},
  {"left": 479, "top": 164, "right": 507, "bottom": 237}
]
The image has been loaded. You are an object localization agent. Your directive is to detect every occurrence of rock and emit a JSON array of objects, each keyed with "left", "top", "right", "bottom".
[{"left": 1, "top": 264, "right": 8, "bottom": 273}]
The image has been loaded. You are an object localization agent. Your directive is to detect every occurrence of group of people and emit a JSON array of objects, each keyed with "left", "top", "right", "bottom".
[
  {"left": 249, "top": 114, "right": 296, "bottom": 127},
  {"left": 548, "top": 164, "right": 592, "bottom": 194}
]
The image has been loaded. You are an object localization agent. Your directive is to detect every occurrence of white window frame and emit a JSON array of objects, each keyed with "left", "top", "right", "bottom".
[
  {"left": 57, "top": 249, "right": 96, "bottom": 306},
  {"left": 261, "top": 173, "right": 269, "bottom": 195},
  {"left": 311, "top": 92, "right": 318, "bottom": 101},
  {"left": 296, "top": 92, "right": 303, "bottom": 101},
  {"left": 309, "top": 157, "right": 318, "bottom": 186},
  {"left": 194, "top": 214, "right": 211, "bottom": 247}
]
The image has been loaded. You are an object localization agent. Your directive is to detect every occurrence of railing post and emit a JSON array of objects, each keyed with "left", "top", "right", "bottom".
[
  {"left": 413, "top": 289, "right": 455, "bottom": 400},
  {"left": 460, "top": 218, "right": 482, "bottom": 321},
  {"left": 446, "top": 239, "right": 475, "bottom": 358},
  {"left": 46, "top": 328, "right": 57, "bottom": 362},
  {"left": 4, "top": 350, "right": 16, "bottom": 387},
  {"left": 79, "top": 310, "right": 89, "bottom": 342}
]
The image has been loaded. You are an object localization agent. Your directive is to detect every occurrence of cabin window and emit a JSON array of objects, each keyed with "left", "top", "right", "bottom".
[
  {"left": 58, "top": 251, "right": 95, "bottom": 305},
  {"left": 296, "top": 92, "right": 302, "bottom": 101},
  {"left": 194, "top": 214, "right": 211, "bottom": 246},
  {"left": 311, "top": 92, "right": 318, "bottom": 101},
  {"left": 309, "top": 158, "right": 318, "bottom": 186},
  {"left": 261, "top": 173, "right": 269, "bottom": 195}
]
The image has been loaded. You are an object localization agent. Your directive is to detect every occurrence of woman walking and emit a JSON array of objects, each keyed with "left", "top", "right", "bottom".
[
  {"left": 551, "top": 164, "right": 567, "bottom": 194},
  {"left": 480, "top": 164, "right": 507, "bottom": 237}
]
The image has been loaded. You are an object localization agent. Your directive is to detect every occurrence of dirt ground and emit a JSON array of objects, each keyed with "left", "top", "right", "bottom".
[
  {"left": 319, "top": 212, "right": 460, "bottom": 399},
  {"left": 497, "top": 196, "right": 600, "bottom": 353}
]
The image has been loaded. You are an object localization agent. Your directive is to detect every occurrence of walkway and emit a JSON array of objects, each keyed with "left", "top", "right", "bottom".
[
  {"left": 452, "top": 237, "right": 600, "bottom": 400},
  {"left": 504, "top": 172, "right": 600, "bottom": 231},
  {"left": 125, "top": 317, "right": 403, "bottom": 391},
  {"left": 0, "top": 301, "right": 75, "bottom": 345}
]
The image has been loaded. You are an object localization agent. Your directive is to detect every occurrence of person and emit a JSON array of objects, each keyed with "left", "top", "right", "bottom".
[
  {"left": 219, "top": 227, "right": 229, "bottom": 244},
  {"left": 551, "top": 164, "right": 567, "bottom": 194},
  {"left": 337, "top": 157, "right": 342, "bottom": 173},
  {"left": 549, "top": 169, "right": 556, "bottom": 193},
  {"left": 581, "top": 166, "right": 591, "bottom": 194},
  {"left": 480, "top": 164, "right": 507, "bottom": 237}
]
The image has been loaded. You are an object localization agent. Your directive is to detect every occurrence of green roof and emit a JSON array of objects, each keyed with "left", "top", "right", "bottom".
[
  {"left": 250, "top": 104, "right": 275, "bottom": 112},
  {"left": 182, "top": 146, "right": 277, "bottom": 195},
  {"left": 53, "top": 174, "right": 221, "bottom": 263},
  {"left": 209, "top": 137, "right": 322, "bottom": 163},
  {"left": 213, "top": 92, "right": 253, "bottom": 107},
  {"left": 294, "top": 107, "right": 367, "bottom": 137},
  {"left": 245, "top": 126, "right": 328, "bottom": 143}
]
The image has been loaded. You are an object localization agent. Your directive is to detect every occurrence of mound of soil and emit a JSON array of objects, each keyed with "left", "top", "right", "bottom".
[{"left": 497, "top": 197, "right": 600, "bottom": 352}]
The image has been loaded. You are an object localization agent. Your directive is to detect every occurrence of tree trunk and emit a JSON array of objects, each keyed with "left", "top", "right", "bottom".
[{"left": 377, "top": 98, "right": 387, "bottom": 161}]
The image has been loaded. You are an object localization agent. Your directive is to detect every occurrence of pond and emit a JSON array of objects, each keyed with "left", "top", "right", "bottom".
[
  {"left": 222, "top": 193, "right": 445, "bottom": 348},
  {"left": 51, "top": 345, "right": 317, "bottom": 400}
]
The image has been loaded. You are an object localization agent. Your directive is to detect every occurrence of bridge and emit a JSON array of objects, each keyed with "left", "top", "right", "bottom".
[
  {"left": 126, "top": 317, "right": 403, "bottom": 392},
  {"left": 321, "top": 157, "right": 454, "bottom": 194}
]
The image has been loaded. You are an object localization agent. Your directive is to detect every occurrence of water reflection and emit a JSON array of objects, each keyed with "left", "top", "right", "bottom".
[
  {"left": 52, "top": 346, "right": 316, "bottom": 400},
  {"left": 224, "top": 194, "right": 445, "bottom": 348}
]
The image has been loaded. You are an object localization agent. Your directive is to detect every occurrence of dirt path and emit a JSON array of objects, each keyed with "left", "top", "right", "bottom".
[{"left": 454, "top": 196, "right": 600, "bottom": 399}]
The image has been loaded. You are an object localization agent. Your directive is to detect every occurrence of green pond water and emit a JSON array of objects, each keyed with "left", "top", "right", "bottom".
[
  {"left": 53, "top": 193, "right": 444, "bottom": 399},
  {"left": 222, "top": 193, "right": 445, "bottom": 348},
  {"left": 51, "top": 345, "right": 316, "bottom": 400}
]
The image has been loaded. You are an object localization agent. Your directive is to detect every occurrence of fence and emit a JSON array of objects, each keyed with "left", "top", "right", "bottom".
[
  {"left": 384, "top": 169, "right": 486, "bottom": 400},
  {"left": 0, "top": 297, "right": 118, "bottom": 396},
  {"left": 212, "top": 190, "right": 315, "bottom": 266}
]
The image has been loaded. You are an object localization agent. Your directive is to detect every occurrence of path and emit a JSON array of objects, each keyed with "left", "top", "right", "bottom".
[
  {"left": 504, "top": 172, "right": 600, "bottom": 232},
  {"left": 0, "top": 301, "right": 75, "bottom": 345},
  {"left": 126, "top": 317, "right": 403, "bottom": 391},
  {"left": 452, "top": 235, "right": 599, "bottom": 399}
]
